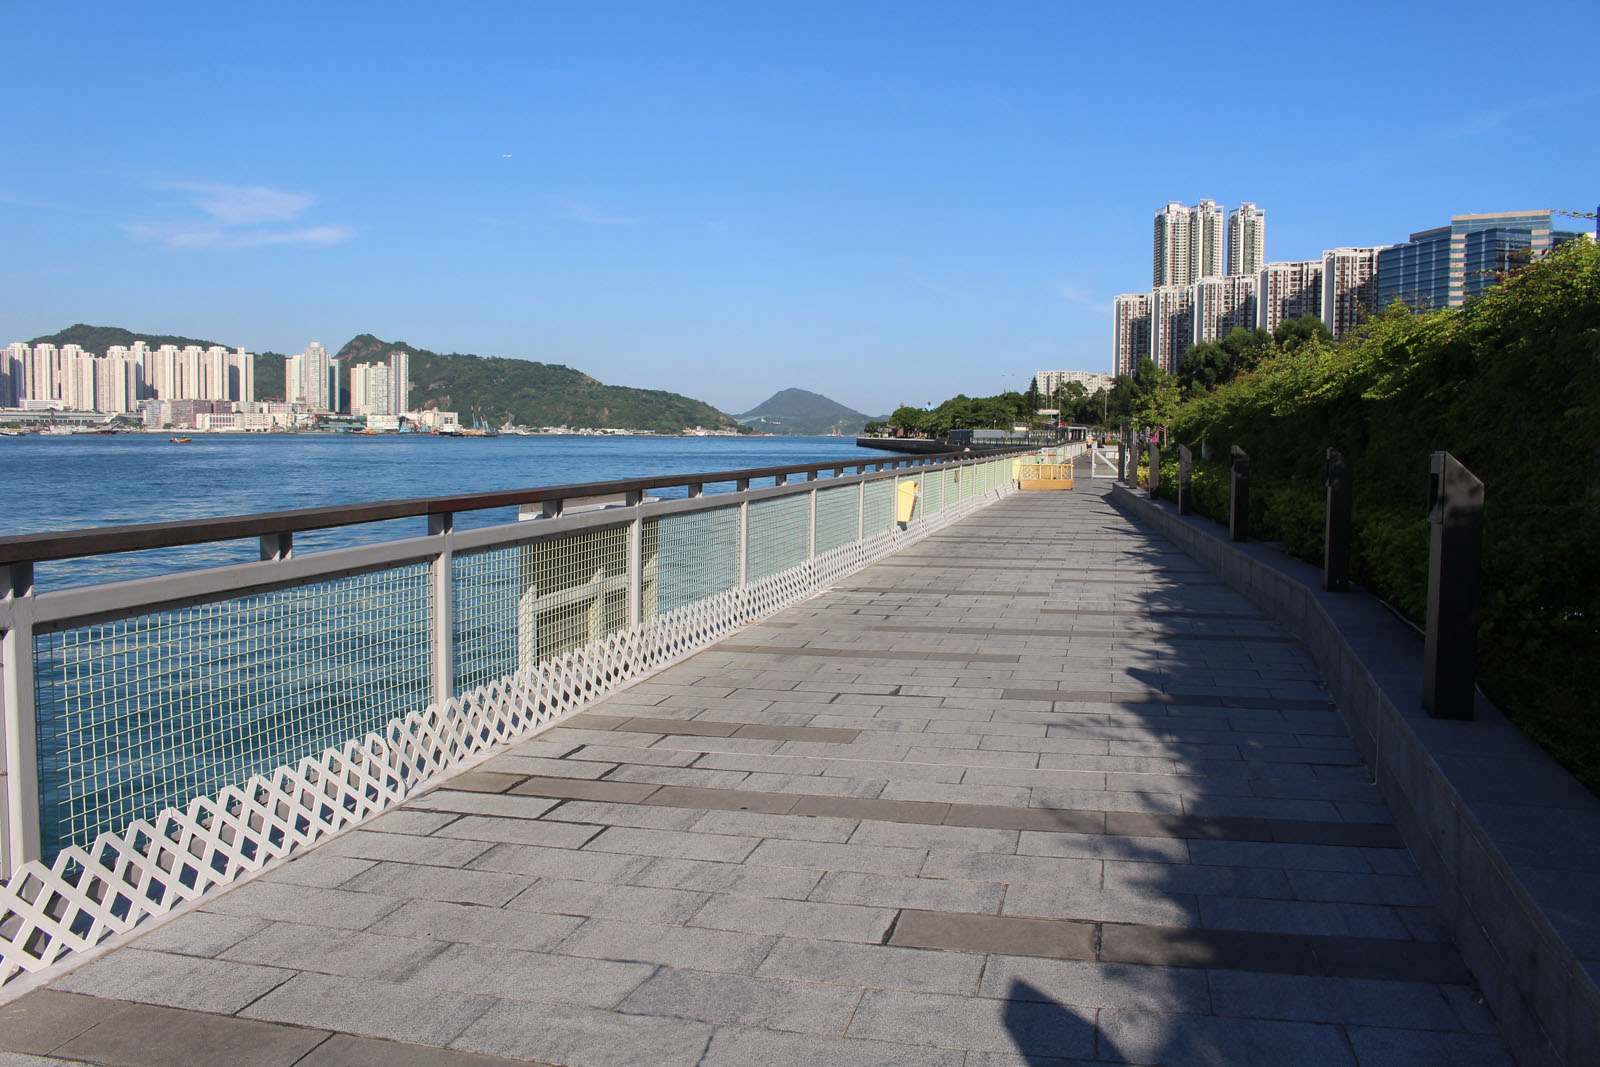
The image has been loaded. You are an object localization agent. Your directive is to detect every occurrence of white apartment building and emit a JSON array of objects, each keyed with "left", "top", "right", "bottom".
[
  {"left": 1150, "top": 285, "right": 1196, "bottom": 373},
  {"left": 288, "top": 342, "right": 333, "bottom": 412},
  {"left": 1322, "top": 247, "right": 1386, "bottom": 338},
  {"left": 1257, "top": 260, "right": 1323, "bottom": 333},
  {"left": 1112, "top": 293, "right": 1153, "bottom": 377},
  {"left": 1192, "top": 275, "right": 1259, "bottom": 347},
  {"left": 1153, "top": 203, "right": 1191, "bottom": 288},
  {"left": 1033, "top": 370, "right": 1116, "bottom": 396},
  {"left": 1227, "top": 203, "right": 1267, "bottom": 277},
  {"left": 350, "top": 361, "right": 392, "bottom": 416},
  {"left": 388, "top": 349, "right": 409, "bottom": 415}
]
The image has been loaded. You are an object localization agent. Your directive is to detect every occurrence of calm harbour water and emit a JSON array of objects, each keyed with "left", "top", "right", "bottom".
[{"left": 3, "top": 433, "right": 869, "bottom": 588}]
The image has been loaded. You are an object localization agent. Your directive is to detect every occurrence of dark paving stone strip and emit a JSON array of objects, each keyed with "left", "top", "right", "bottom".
[
  {"left": 1038, "top": 607, "right": 1260, "bottom": 619},
  {"left": 563, "top": 712, "right": 861, "bottom": 744},
  {"left": 473, "top": 775, "right": 1401, "bottom": 849},
  {"left": 892, "top": 910, "right": 1471, "bottom": 984},
  {"left": 0, "top": 991, "right": 536, "bottom": 1067},
  {"left": 835, "top": 587, "right": 1054, "bottom": 597},
  {"left": 1000, "top": 688, "right": 1335, "bottom": 710},
  {"left": 716, "top": 643, "right": 1020, "bottom": 664},
  {"left": 863, "top": 623, "right": 1299, "bottom": 643}
]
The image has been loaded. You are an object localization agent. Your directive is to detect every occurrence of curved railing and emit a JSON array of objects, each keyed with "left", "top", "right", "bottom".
[{"left": 0, "top": 445, "right": 1062, "bottom": 986}]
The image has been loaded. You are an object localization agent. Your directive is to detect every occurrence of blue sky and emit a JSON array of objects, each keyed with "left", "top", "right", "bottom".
[{"left": 3, "top": 1, "right": 1597, "bottom": 416}]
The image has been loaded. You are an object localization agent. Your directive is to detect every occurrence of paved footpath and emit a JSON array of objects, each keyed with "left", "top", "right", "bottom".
[{"left": 1, "top": 484, "right": 1513, "bottom": 1066}]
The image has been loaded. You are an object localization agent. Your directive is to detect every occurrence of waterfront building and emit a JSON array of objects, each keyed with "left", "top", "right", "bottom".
[
  {"left": 388, "top": 350, "right": 410, "bottom": 415},
  {"left": 1112, "top": 293, "right": 1153, "bottom": 377},
  {"left": 289, "top": 342, "right": 332, "bottom": 412},
  {"left": 350, "top": 361, "right": 393, "bottom": 416},
  {"left": 1150, "top": 284, "right": 1195, "bottom": 373},
  {"left": 1227, "top": 203, "right": 1266, "bottom": 277},
  {"left": 1193, "top": 274, "right": 1259, "bottom": 346},
  {"left": 1257, "top": 260, "right": 1323, "bottom": 333},
  {"left": 1376, "top": 210, "right": 1588, "bottom": 311},
  {"left": 1322, "top": 247, "right": 1386, "bottom": 338}
]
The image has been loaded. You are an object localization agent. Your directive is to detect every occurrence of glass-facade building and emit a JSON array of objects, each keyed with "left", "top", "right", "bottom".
[{"left": 1378, "top": 211, "right": 1586, "bottom": 311}]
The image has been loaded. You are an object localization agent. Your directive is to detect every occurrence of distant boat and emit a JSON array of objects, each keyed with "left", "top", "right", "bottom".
[{"left": 169, "top": 436, "right": 193, "bottom": 444}]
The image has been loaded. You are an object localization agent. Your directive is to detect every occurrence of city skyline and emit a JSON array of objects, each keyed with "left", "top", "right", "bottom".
[{"left": 2, "top": 2, "right": 1597, "bottom": 415}]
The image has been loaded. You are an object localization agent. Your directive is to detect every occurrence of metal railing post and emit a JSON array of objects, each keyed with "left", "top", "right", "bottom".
[
  {"left": 1147, "top": 440, "right": 1161, "bottom": 500},
  {"left": 1177, "top": 444, "right": 1193, "bottom": 515},
  {"left": 1422, "top": 451, "right": 1484, "bottom": 720},
  {"left": 428, "top": 514, "right": 455, "bottom": 708},
  {"left": 1229, "top": 446, "right": 1251, "bottom": 542},
  {"left": 1118, "top": 424, "right": 1129, "bottom": 484},
  {"left": 627, "top": 492, "right": 644, "bottom": 628},
  {"left": 807, "top": 485, "right": 817, "bottom": 560},
  {"left": 1324, "top": 448, "right": 1352, "bottom": 592},
  {"left": 260, "top": 533, "right": 292, "bottom": 561},
  {"left": 3, "top": 563, "right": 41, "bottom": 875},
  {"left": 857, "top": 480, "right": 866, "bottom": 541},
  {"left": 736, "top": 478, "right": 750, "bottom": 587}
]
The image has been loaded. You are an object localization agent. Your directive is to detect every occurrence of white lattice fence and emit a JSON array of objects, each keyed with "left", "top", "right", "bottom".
[{"left": 1, "top": 473, "right": 1015, "bottom": 987}]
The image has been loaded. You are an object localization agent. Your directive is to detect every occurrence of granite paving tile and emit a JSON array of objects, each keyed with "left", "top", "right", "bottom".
[
  {"left": 618, "top": 968, "right": 864, "bottom": 1034},
  {"left": 755, "top": 937, "right": 985, "bottom": 995},
  {"left": 50, "top": 1002, "right": 328, "bottom": 1067},
  {"left": 242, "top": 971, "right": 495, "bottom": 1047},
  {"left": 53, "top": 948, "right": 295, "bottom": 1014},
  {"left": 406, "top": 943, "right": 655, "bottom": 1007}
]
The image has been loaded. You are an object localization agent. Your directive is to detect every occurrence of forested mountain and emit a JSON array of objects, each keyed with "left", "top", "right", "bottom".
[
  {"left": 24, "top": 325, "right": 739, "bottom": 433},
  {"left": 335, "top": 334, "right": 738, "bottom": 433},
  {"left": 737, "top": 387, "right": 878, "bottom": 435}
]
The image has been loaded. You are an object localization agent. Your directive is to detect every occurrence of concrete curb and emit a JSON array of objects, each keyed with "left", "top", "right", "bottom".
[{"left": 1109, "top": 481, "right": 1599, "bottom": 1067}]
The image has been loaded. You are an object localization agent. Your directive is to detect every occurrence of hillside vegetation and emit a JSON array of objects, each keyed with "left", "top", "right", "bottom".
[
  {"left": 336, "top": 334, "right": 738, "bottom": 433},
  {"left": 1146, "top": 240, "right": 1600, "bottom": 791},
  {"left": 737, "top": 387, "right": 876, "bottom": 435}
]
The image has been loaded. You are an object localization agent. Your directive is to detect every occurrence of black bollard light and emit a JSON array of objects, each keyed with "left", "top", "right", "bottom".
[
  {"left": 1324, "top": 448, "right": 1352, "bottom": 592},
  {"left": 1229, "top": 445, "right": 1250, "bottom": 542},
  {"left": 1147, "top": 438, "right": 1160, "bottom": 500},
  {"left": 1422, "top": 451, "right": 1484, "bottom": 720},
  {"left": 1119, "top": 422, "right": 1131, "bottom": 484},
  {"left": 1177, "top": 444, "right": 1193, "bottom": 515}
]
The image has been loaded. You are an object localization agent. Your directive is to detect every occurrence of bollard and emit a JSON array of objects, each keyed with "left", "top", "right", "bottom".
[
  {"left": 1147, "top": 439, "right": 1160, "bottom": 499},
  {"left": 1118, "top": 423, "right": 1130, "bottom": 484},
  {"left": 1422, "top": 451, "right": 1484, "bottom": 720},
  {"left": 1177, "top": 444, "right": 1193, "bottom": 514},
  {"left": 1324, "top": 448, "right": 1352, "bottom": 592},
  {"left": 1229, "top": 445, "right": 1250, "bottom": 542}
]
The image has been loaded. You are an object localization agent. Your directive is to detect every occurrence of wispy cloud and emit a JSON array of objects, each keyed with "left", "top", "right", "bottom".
[
  {"left": 123, "top": 181, "right": 354, "bottom": 248},
  {"left": 550, "top": 196, "right": 642, "bottom": 226},
  {"left": 1052, "top": 278, "right": 1105, "bottom": 310}
]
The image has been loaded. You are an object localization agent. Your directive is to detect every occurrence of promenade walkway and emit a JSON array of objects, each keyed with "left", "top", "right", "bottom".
[{"left": 0, "top": 483, "right": 1512, "bottom": 1065}]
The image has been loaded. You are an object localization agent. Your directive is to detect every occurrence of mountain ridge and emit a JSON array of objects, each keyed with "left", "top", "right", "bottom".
[
  {"left": 736, "top": 387, "right": 879, "bottom": 435},
  {"left": 24, "top": 325, "right": 740, "bottom": 433}
]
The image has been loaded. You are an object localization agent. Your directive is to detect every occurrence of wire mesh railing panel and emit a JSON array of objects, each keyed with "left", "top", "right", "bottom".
[
  {"left": 863, "top": 477, "right": 895, "bottom": 534},
  {"left": 925, "top": 470, "right": 944, "bottom": 516},
  {"left": 31, "top": 564, "right": 432, "bottom": 862},
  {"left": 814, "top": 485, "right": 860, "bottom": 555},
  {"left": 454, "top": 525, "right": 630, "bottom": 689},
  {"left": 645, "top": 506, "right": 740, "bottom": 618},
  {"left": 747, "top": 494, "right": 810, "bottom": 582}
]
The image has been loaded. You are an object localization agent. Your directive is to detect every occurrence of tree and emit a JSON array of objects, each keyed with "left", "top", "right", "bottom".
[
  {"left": 888, "top": 405, "right": 928, "bottom": 434},
  {"left": 1273, "top": 314, "right": 1332, "bottom": 352}
]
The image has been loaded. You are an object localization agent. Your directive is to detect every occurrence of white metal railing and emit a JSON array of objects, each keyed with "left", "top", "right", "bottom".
[{"left": 0, "top": 448, "right": 1032, "bottom": 986}]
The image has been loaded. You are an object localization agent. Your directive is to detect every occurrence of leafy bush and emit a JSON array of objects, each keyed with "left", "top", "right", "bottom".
[{"left": 1165, "top": 241, "right": 1600, "bottom": 791}]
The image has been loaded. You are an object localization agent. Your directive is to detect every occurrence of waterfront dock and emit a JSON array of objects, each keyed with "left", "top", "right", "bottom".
[{"left": 0, "top": 481, "right": 1512, "bottom": 1065}]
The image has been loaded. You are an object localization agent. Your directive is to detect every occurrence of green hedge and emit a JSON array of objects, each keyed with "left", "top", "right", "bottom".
[{"left": 1157, "top": 241, "right": 1600, "bottom": 792}]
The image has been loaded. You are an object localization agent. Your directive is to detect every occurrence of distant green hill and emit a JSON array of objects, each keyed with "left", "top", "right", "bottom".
[
  {"left": 737, "top": 387, "right": 878, "bottom": 435},
  {"left": 336, "top": 334, "right": 738, "bottom": 433}
]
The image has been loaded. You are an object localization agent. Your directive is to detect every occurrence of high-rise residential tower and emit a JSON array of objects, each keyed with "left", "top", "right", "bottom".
[
  {"left": 1153, "top": 202, "right": 1191, "bottom": 288},
  {"left": 1322, "top": 248, "right": 1386, "bottom": 338},
  {"left": 388, "top": 349, "right": 410, "bottom": 415},
  {"left": 1112, "top": 293, "right": 1153, "bottom": 377},
  {"left": 1190, "top": 199, "right": 1225, "bottom": 283},
  {"left": 1150, "top": 285, "right": 1196, "bottom": 373},
  {"left": 1227, "top": 203, "right": 1266, "bottom": 277},
  {"left": 1257, "top": 260, "right": 1323, "bottom": 334},
  {"left": 1193, "top": 275, "right": 1259, "bottom": 346}
]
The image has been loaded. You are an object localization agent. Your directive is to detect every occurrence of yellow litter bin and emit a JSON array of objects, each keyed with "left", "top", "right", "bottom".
[{"left": 896, "top": 479, "right": 920, "bottom": 523}]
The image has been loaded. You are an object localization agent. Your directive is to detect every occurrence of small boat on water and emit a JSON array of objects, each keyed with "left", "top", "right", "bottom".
[{"left": 169, "top": 436, "right": 193, "bottom": 444}]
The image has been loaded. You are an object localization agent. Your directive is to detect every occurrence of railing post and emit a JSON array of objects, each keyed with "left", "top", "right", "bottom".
[
  {"left": 1229, "top": 445, "right": 1250, "bottom": 542},
  {"left": 260, "top": 532, "right": 292, "bottom": 561},
  {"left": 1324, "top": 448, "right": 1352, "bottom": 592},
  {"left": 736, "top": 478, "right": 750, "bottom": 587},
  {"left": 428, "top": 513, "right": 454, "bottom": 708},
  {"left": 3, "top": 562, "right": 42, "bottom": 875},
  {"left": 627, "top": 492, "right": 643, "bottom": 628},
  {"left": 1147, "top": 439, "right": 1160, "bottom": 500},
  {"left": 857, "top": 479, "right": 866, "bottom": 541},
  {"left": 807, "top": 484, "right": 817, "bottom": 561},
  {"left": 1177, "top": 444, "right": 1193, "bottom": 515},
  {"left": 1423, "top": 451, "right": 1484, "bottom": 720}
]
